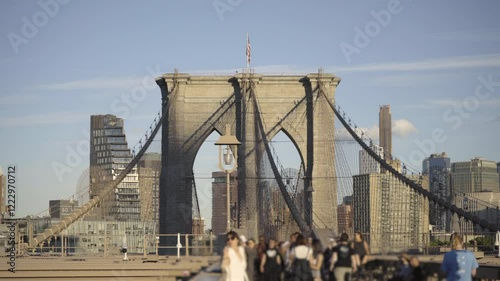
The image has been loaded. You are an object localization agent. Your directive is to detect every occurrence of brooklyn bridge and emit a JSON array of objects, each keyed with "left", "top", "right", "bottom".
[{"left": 26, "top": 69, "right": 499, "bottom": 258}]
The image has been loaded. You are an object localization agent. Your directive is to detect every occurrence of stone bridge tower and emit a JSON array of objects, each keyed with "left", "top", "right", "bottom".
[{"left": 156, "top": 71, "right": 341, "bottom": 247}]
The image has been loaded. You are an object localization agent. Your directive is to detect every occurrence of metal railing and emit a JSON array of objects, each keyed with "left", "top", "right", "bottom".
[
  {"left": 353, "top": 231, "right": 498, "bottom": 256},
  {"left": 16, "top": 233, "right": 215, "bottom": 258}
]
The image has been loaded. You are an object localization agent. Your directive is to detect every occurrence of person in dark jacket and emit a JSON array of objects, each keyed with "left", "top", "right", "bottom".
[
  {"left": 260, "top": 238, "right": 282, "bottom": 281},
  {"left": 330, "top": 233, "right": 356, "bottom": 281},
  {"left": 290, "top": 234, "right": 313, "bottom": 281}
]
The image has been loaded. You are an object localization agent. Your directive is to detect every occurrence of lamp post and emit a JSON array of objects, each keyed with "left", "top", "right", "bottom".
[{"left": 215, "top": 125, "right": 241, "bottom": 233}]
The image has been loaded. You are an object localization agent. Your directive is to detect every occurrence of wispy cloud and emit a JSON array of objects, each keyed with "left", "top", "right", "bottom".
[
  {"left": 192, "top": 53, "right": 500, "bottom": 75},
  {"left": 334, "top": 53, "right": 500, "bottom": 73},
  {"left": 29, "top": 53, "right": 500, "bottom": 94},
  {"left": 367, "top": 72, "right": 460, "bottom": 87},
  {"left": 33, "top": 77, "right": 145, "bottom": 91},
  {"left": 427, "top": 29, "right": 500, "bottom": 42},
  {"left": 428, "top": 98, "right": 500, "bottom": 108},
  {"left": 0, "top": 111, "right": 88, "bottom": 127},
  {"left": 404, "top": 98, "right": 500, "bottom": 110}
]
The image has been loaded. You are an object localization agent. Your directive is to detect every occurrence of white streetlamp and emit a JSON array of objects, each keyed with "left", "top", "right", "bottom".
[{"left": 215, "top": 125, "right": 241, "bottom": 233}]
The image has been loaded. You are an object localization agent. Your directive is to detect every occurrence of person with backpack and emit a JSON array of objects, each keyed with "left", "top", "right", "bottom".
[
  {"left": 330, "top": 233, "right": 357, "bottom": 281},
  {"left": 290, "top": 234, "right": 313, "bottom": 281},
  {"left": 260, "top": 238, "right": 282, "bottom": 281}
]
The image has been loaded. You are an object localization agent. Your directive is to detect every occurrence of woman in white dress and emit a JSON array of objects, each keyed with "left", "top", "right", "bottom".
[{"left": 222, "top": 231, "right": 248, "bottom": 281}]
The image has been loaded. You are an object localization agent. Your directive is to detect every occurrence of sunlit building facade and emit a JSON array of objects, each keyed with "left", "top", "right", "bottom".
[
  {"left": 0, "top": 167, "right": 4, "bottom": 221},
  {"left": 379, "top": 105, "right": 392, "bottom": 160},
  {"left": 359, "top": 145, "right": 384, "bottom": 174},
  {"left": 89, "top": 114, "right": 140, "bottom": 221},
  {"left": 353, "top": 173, "right": 429, "bottom": 254},
  {"left": 337, "top": 204, "right": 353, "bottom": 236},
  {"left": 138, "top": 153, "right": 161, "bottom": 225},
  {"left": 211, "top": 171, "right": 237, "bottom": 235},
  {"left": 451, "top": 157, "right": 499, "bottom": 194},
  {"left": 450, "top": 158, "right": 500, "bottom": 235}
]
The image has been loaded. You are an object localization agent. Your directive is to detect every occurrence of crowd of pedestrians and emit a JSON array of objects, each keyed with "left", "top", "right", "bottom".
[{"left": 220, "top": 231, "right": 479, "bottom": 281}]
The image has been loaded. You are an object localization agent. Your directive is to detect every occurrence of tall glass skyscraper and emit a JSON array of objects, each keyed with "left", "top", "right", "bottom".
[
  {"left": 422, "top": 153, "right": 451, "bottom": 232},
  {"left": 89, "top": 114, "right": 140, "bottom": 221}
]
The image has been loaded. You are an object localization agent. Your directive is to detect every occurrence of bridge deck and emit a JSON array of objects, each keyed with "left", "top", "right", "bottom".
[
  {"left": 0, "top": 255, "right": 219, "bottom": 280},
  {"left": 2, "top": 254, "right": 500, "bottom": 280}
]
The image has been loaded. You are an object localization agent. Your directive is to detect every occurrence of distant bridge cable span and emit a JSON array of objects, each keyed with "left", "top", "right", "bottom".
[{"left": 317, "top": 83, "right": 499, "bottom": 233}]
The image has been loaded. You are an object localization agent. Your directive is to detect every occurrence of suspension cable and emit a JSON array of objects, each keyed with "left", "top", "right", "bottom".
[
  {"left": 318, "top": 85, "right": 499, "bottom": 233},
  {"left": 250, "top": 80, "right": 310, "bottom": 234}
]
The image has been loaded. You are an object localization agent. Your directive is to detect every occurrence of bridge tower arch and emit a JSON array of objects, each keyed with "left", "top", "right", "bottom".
[{"left": 156, "top": 71, "right": 341, "bottom": 246}]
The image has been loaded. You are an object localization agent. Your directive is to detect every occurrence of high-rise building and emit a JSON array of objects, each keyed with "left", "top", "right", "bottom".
[
  {"left": 89, "top": 114, "right": 140, "bottom": 221},
  {"left": 138, "top": 153, "right": 161, "bottom": 225},
  {"left": 497, "top": 162, "right": 500, "bottom": 185},
  {"left": 451, "top": 192, "right": 500, "bottom": 235},
  {"left": 211, "top": 171, "right": 237, "bottom": 235},
  {"left": 192, "top": 217, "right": 205, "bottom": 236},
  {"left": 450, "top": 158, "right": 500, "bottom": 235},
  {"left": 451, "top": 157, "right": 500, "bottom": 194},
  {"left": 0, "top": 167, "right": 4, "bottom": 220},
  {"left": 359, "top": 144, "right": 384, "bottom": 174},
  {"left": 337, "top": 204, "right": 353, "bottom": 236},
  {"left": 49, "top": 199, "right": 79, "bottom": 220},
  {"left": 353, "top": 173, "right": 429, "bottom": 254},
  {"left": 379, "top": 105, "right": 392, "bottom": 160},
  {"left": 422, "top": 153, "right": 451, "bottom": 232}
]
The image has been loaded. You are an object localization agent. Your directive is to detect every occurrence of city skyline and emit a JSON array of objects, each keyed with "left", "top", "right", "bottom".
[{"left": 1, "top": 0, "right": 499, "bottom": 222}]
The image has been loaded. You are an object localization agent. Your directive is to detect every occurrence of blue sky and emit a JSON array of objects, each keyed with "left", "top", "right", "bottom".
[{"left": 1, "top": 0, "right": 499, "bottom": 226}]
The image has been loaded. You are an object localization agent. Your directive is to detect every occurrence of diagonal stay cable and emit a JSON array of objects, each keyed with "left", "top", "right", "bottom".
[
  {"left": 249, "top": 81, "right": 310, "bottom": 234},
  {"left": 31, "top": 81, "right": 173, "bottom": 247}
]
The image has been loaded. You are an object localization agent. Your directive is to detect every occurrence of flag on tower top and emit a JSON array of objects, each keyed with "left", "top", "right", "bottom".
[{"left": 246, "top": 33, "right": 251, "bottom": 69}]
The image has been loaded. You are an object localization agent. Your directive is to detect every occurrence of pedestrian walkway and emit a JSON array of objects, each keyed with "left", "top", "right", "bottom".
[
  {"left": 4, "top": 254, "right": 500, "bottom": 280},
  {"left": 0, "top": 255, "right": 220, "bottom": 280},
  {"left": 190, "top": 254, "right": 500, "bottom": 281}
]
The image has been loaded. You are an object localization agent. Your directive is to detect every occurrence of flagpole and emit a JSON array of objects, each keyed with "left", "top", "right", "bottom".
[{"left": 246, "top": 33, "right": 250, "bottom": 72}]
